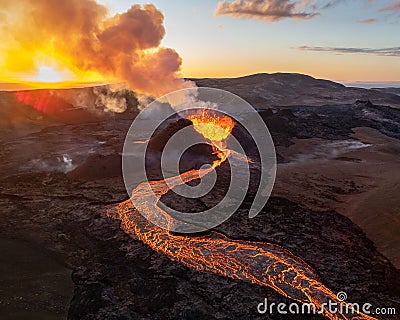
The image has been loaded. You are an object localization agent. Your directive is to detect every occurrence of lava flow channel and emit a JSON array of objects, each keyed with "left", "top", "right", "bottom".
[{"left": 108, "top": 112, "right": 377, "bottom": 320}]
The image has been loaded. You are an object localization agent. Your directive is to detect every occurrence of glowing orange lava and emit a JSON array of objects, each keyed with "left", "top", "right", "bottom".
[
  {"left": 188, "top": 110, "right": 235, "bottom": 142},
  {"left": 15, "top": 90, "right": 52, "bottom": 114},
  {"left": 109, "top": 112, "right": 376, "bottom": 320}
]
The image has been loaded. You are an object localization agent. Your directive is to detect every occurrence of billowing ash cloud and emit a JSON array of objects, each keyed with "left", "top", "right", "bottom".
[
  {"left": 297, "top": 45, "right": 400, "bottom": 57},
  {"left": 214, "top": 0, "right": 318, "bottom": 22},
  {"left": 0, "top": 0, "right": 193, "bottom": 97}
]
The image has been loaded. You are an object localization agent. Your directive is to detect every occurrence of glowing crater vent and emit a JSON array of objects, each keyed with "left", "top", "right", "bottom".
[{"left": 188, "top": 110, "right": 235, "bottom": 142}]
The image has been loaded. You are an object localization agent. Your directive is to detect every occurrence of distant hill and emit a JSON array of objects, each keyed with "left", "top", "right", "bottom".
[
  {"left": 373, "top": 87, "right": 400, "bottom": 96},
  {"left": 192, "top": 73, "right": 400, "bottom": 109}
]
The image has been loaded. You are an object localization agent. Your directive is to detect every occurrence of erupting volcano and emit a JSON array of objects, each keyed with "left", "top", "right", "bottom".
[
  {"left": 109, "top": 110, "right": 377, "bottom": 320},
  {"left": 1, "top": 0, "right": 400, "bottom": 318}
]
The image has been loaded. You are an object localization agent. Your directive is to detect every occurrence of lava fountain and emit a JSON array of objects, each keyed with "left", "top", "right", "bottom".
[
  {"left": 108, "top": 110, "right": 376, "bottom": 320},
  {"left": 188, "top": 110, "right": 235, "bottom": 142}
]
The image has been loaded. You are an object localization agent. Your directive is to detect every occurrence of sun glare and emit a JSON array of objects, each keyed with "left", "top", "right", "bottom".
[
  {"left": 0, "top": 65, "right": 110, "bottom": 90},
  {"left": 28, "top": 66, "right": 74, "bottom": 83}
]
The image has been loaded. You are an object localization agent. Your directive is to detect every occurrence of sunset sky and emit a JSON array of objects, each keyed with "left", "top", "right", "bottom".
[
  {"left": 100, "top": 0, "right": 400, "bottom": 83},
  {"left": 1, "top": 0, "right": 399, "bottom": 87}
]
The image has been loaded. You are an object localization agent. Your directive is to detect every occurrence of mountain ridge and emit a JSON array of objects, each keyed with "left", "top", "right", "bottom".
[{"left": 191, "top": 72, "right": 400, "bottom": 109}]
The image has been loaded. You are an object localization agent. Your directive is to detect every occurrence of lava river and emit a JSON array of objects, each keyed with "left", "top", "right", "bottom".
[{"left": 108, "top": 111, "right": 377, "bottom": 320}]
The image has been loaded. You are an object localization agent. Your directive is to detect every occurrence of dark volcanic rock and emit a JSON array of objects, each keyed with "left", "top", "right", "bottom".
[
  {"left": 65, "top": 194, "right": 400, "bottom": 320},
  {"left": 2, "top": 157, "right": 398, "bottom": 319},
  {"left": 147, "top": 118, "right": 213, "bottom": 159},
  {"left": 146, "top": 117, "right": 219, "bottom": 179},
  {"left": 147, "top": 118, "right": 193, "bottom": 152},
  {"left": 257, "top": 101, "right": 400, "bottom": 153},
  {"left": 373, "top": 87, "right": 400, "bottom": 96},
  {"left": 67, "top": 154, "right": 123, "bottom": 181},
  {"left": 1, "top": 79, "right": 400, "bottom": 319}
]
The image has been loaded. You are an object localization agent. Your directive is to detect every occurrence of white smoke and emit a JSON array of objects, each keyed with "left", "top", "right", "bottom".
[
  {"left": 93, "top": 85, "right": 128, "bottom": 113},
  {"left": 136, "top": 93, "right": 155, "bottom": 110},
  {"left": 24, "top": 153, "right": 76, "bottom": 173}
]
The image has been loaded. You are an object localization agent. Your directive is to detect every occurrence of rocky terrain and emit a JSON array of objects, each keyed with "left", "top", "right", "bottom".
[
  {"left": 193, "top": 73, "right": 400, "bottom": 109},
  {"left": 1, "top": 74, "right": 400, "bottom": 319},
  {"left": 373, "top": 88, "right": 400, "bottom": 96}
]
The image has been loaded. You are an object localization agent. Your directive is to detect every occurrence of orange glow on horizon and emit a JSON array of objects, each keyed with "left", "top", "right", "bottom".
[
  {"left": 3, "top": 80, "right": 110, "bottom": 90},
  {"left": 0, "top": 62, "right": 112, "bottom": 90}
]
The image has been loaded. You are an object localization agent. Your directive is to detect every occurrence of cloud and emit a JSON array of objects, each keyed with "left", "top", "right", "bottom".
[
  {"left": 379, "top": 1, "right": 400, "bottom": 12},
  {"left": 320, "top": 0, "right": 348, "bottom": 10},
  {"left": 214, "top": 0, "right": 319, "bottom": 22},
  {"left": 357, "top": 18, "right": 377, "bottom": 23},
  {"left": 297, "top": 45, "right": 400, "bottom": 57},
  {"left": 0, "top": 0, "right": 193, "bottom": 97}
]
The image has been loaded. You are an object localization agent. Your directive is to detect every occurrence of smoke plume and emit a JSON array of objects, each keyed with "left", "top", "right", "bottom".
[{"left": 0, "top": 0, "right": 192, "bottom": 97}]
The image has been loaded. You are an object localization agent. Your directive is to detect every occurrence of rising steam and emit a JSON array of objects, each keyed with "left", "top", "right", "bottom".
[{"left": 0, "top": 0, "right": 193, "bottom": 97}]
